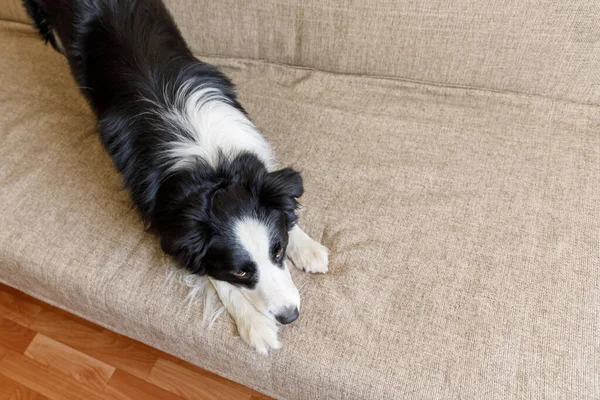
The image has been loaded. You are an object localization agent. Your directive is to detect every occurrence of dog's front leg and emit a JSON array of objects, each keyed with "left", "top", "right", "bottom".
[
  {"left": 208, "top": 278, "right": 280, "bottom": 355},
  {"left": 287, "top": 225, "right": 329, "bottom": 274}
]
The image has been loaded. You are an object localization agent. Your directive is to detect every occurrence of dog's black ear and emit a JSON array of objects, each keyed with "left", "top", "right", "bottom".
[
  {"left": 160, "top": 218, "right": 212, "bottom": 275},
  {"left": 155, "top": 170, "right": 215, "bottom": 275},
  {"left": 261, "top": 168, "right": 304, "bottom": 224}
]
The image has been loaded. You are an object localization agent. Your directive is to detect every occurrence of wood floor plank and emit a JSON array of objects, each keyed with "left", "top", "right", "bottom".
[
  {"left": 0, "top": 289, "right": 42, "bottom": 327},
  {"left": 175, "top": 359, "right": 269, "bottom": 397},
  {"left": 0, "top": 373, "right": 49, "bottom": 400},
  {"left": 0, "top": 285, "right": 37, "bottom": 302},
  {"left": 25, "top": 334, "right": 115, "bottom": 391},
  {"left": 30, "top": 310, "right": 157, "bottom": 380},
  {"left": 147, "top": 358, "right": 251, "bottom": 400},
  {"left": 0, "top": 344, "right": 8, "bottom": 361},
  {"left": 0, "top": 351, "right": 102, "bottom": 400},
  {"left": 0, "top": 316, "right": 36, "bottom": 353},
  {"left": 0, "top": 285, "right": 103, "bottom": 332},
  {"left": 117, "top": 336, "right": 184, "bottom": 366},
  {"left": 0, "top": 285, "right": 49, "bottom": 311},
  {"left": 102, "top": 369, "right": 186, "bottom": 400},
  {"left": 1, "top": 286, "right": 268, "bottom": 399}
]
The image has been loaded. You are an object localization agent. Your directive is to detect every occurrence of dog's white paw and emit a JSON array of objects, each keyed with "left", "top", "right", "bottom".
[
  {"left": 236, "top": 310, "right": 281, "bottom": 355},
  {"left": 289, "top": 236, "right": 329, "bottom": 274}
]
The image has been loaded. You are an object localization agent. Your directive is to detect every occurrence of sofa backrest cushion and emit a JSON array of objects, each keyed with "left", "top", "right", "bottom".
[{"left": 8, "top": 0, "right": 600, "bottom": 104}]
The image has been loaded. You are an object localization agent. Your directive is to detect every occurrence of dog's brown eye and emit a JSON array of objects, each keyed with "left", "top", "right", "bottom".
[
  {"left": 233, "top": 271, "right": 248, "bottom": 278},
  {"left": 274, "top": 247, "right": 284, "bottom": 261}
]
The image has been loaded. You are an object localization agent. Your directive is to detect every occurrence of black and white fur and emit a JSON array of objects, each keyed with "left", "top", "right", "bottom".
[{"left": 24, "top": 0, "right": 328, "bottom": 354}]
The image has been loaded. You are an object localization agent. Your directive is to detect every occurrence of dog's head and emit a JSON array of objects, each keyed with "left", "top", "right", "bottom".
[{"left": 155, "top": 154, "right": 303, "bottom": 324}]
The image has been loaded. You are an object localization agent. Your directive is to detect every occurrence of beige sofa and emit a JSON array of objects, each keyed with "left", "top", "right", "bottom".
[{"left": 1, "top": 1, "right": 599, "bottom": 399}]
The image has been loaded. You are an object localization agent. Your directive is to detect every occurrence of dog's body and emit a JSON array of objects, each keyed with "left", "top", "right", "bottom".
[{"left": 24, "top": 0, "right": 328, "bottom": 353}]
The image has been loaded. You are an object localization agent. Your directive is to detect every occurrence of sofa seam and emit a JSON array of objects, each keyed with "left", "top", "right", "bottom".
[{"left": 198, "top": 53, "right": 600, "bottom": 109}]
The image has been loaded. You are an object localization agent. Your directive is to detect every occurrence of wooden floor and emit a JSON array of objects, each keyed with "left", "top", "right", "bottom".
[{"left": 0, "top": 284, "right": 271, "bottom": 400}]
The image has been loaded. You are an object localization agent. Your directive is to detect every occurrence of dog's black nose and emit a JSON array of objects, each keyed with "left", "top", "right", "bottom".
[{"left": 275, "top": 307, "right": 299, "bottom": 325}]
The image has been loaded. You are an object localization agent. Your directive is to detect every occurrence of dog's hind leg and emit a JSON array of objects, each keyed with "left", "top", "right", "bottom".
[{"left": 287, "top": 225, "right": 329, "bottom": 274}]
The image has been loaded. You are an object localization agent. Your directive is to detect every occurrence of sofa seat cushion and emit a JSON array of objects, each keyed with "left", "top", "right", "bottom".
[{"left": 1, "top": 21, "right": 599, "bottom": 399}]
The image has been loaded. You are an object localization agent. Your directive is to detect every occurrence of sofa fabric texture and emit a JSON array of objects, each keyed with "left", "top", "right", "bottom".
[
  {"left": 161, "top": 0, "right": 600, "bottom": 105},
  {"left": 6, "top": 0, "right": 599, "bottom": 104},
  {"left": 1, "top": 1, "right": 599, "bottom": 399}
]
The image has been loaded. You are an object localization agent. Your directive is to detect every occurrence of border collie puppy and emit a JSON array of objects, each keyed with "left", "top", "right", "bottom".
[{"left": 23, "top": 0, "right": 328, "bottom": 354}]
